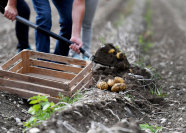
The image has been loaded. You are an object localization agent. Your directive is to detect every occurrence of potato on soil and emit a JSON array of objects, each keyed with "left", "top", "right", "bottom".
[
  {"left": 116, "top": 52, "right": 125, "bottom": 60},
  {"left": 108, "top": 49, "right": 115, "bottom": 54},
  {"left": 114, "top": 77, "right": 124, "bottom": 83},
  {"left": 107, "top": 79, "right": 115, "bottom": 87},
  {"left": 97, "top": 81, "right": 108, "bottom": 90},
  {"left": 111, "top": 83, "right": 127, "bottom": 92}
]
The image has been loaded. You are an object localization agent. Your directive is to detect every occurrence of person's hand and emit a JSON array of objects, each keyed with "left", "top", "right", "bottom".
[
  {"left": 4, "top": 5, "right": 17, "bottom": 21},
  {"left": 70, "top": 36, "right": 83, "bottom": 54}
]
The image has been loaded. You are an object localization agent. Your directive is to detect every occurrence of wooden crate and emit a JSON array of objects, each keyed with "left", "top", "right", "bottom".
[{"left": 0, "top": 50, "right": 92, "bottom": 102}]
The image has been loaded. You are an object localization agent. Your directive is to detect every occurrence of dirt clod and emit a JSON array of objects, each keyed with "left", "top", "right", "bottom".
[{"left": 93, "top": 43, "right": 130, "bottom": 70}]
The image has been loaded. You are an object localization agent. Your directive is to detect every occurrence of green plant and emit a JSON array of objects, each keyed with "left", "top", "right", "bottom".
[
  {"left": 58, "top": 91, "right": 82, "bottom": 105},
  {"left": 24, "top": 91, "right": 82, "bottom": 130},
  {"left": 98, "top": 37, "right": 106, "bottom": 45},
  {"left": 24, "top": 95, "right": 55, "bottom": 129},
  {"left": 124, "top": 94, "right": 134, "bottom": 103},
  {"left": 150, "top": 86, "right": 167, "bottom": 98},
  {"left": 136, "top": 56, "right": 146, "bottom": 69},
  {"left": 140, "top": 123, "right": 162, "bottom": 133},
  {"left": 145, "top": 0, "right": 152, "bottom": 29},
  {"left": 138, "top": 35, "right": 153, "bottom": 53},
  {"left": 114, "top": 14, "right": 125, "bottom": 28}
]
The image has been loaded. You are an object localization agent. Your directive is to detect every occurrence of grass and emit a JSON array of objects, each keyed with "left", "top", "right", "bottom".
[
  {"left": 140, "top": 123, "right": 162, "bottom": 133},
  {"left": 113, "top": 0, "right": 135, "bottom": 28},
  {"left": 98, "top": 37, "right": 106, "bottom": 45},
  {"left": 150, "top": 86, "right": 167, "bottom": 98},
  {"left": 138, "top": 35, "right": 153, "bottom": 53},
  {"left": 138, "top": 0, "right": 153, "bottom": 54}
]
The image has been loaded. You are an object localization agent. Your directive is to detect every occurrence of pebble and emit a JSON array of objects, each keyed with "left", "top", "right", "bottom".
[
  {"left": 178, "top": 118, "right": 183, "bottom": 121},
  {"left": 15, "top": 117, "right": 21, "bottom": 123},
  {"left": 105, "top": 118, "right": 109, "bottom": 123},
  {"left": 9, "top": 128, "right": 15, "bottom": 132},
  {"left": 160, "top": 118, "right": 167, "bottom": 123},
  {"left": 21, "top": 109, "right": 28, "bottom": 114},
  {"left": 13, "top": 101, "right": 16, "bottom": 104},
  {"left": 86, "top": 125, "right": 89, "bottom": 129},
  {"left": 1, "top": 127, "right": 7, "bottom": 132},
  {"left": 18, "top": 100, "right": 24, "bottom": 104},
  {"left": 28, "top": 128, "right": 40, "bottom": 133},
  {"left": 49, "top": 130, "right": 56, "bottom": 133}
]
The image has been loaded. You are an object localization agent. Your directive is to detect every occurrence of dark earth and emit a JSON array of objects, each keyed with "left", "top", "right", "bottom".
[{"left": 0, "top": 0, "right": 186, "bottom": 133}]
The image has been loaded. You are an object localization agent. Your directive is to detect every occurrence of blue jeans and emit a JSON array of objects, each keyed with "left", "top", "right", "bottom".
[{"left": 32, "top": 0, "right": 73, "bottom": 56}]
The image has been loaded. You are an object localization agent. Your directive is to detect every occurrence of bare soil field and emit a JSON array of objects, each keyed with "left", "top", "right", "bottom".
[{"left": 0, "top": 0, "right": 186, "bottom": 133}]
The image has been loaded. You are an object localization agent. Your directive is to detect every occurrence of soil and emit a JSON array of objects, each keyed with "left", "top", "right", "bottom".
[
  {"left": 142, "top": 0, "right": 186, "bottom": 132},
  {"left": 0, "top": 0, "right": 186, "bottom": 133},
  {"left": 0, "top": 92, "right": 30, "bottom": 133},
  {"left": 93, "top": 43, "right": 130, "bottom": 70}
]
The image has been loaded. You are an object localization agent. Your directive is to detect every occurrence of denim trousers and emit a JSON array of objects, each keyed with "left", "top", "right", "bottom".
[
  {"left": 32, "top": 0, "right": 73, "bottom": 56},
  {"left": 16, "top": 0, "right": 30, "bottom": 50}
]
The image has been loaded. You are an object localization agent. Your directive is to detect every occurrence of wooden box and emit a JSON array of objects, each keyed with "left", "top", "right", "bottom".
[{"left": 0, "top": 50, "right": 92, "bottom": 102}]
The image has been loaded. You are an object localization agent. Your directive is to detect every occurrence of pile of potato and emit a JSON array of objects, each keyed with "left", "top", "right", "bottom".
[{"left": 96, "top": 77, "right": 127, "bottom": 92}]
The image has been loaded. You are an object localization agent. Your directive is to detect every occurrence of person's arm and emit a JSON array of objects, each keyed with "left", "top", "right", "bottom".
[
  {"left": 4, "top": 0, "right": 17, "bottom": 21},
  {"left": 70, "top": 0, "right": 85, "bottom": 54}
]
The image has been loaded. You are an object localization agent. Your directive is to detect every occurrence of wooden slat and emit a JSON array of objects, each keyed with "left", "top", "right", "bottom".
[
  {"left": 30, "top": 59, "right": 82, "bottom": 74},
  {"left": 0, "top": 86, "right": 60, "bottom": 103},
  {"left": 1, "top": 53, "right": 22, "bottom": 70},
  {"left": 69, "top": 62, "right": 92, "bottom": 88},
  {"left": 8, "top": 61, "right": 22, "bottom": 72},
  {"left": 30, "top": 50, "right": 87, "bottom": 66},
  {"left": 0, "top": 70, "right": 68, "bottom": 90},
  {"left": 0, "top": 86, "right": 47, "bottom": 99},
  {"left": 17, "top": 68, "right": 23, "bottom": 74},
  {"left": 30, "top": 66, "right": 76, "bottom": 80},
  {"left": 0, "top": 78, "right": 68, "bottom": 96},
  {"left": 71, "top": 72, "right": 92, "bottom": 95},
  {"left": 21, "top": 50, "right": 30, "bottom": 73}
]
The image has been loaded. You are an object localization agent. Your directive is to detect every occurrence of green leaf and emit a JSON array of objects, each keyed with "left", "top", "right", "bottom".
[
  {"left": 32, "top": 104, "right": 41, "bottom": 113},
  {"left": 29, "top": 95, "right": 39, "bottom": 101},
  {"left": 38, "top": 112, "right": 50, "bottom": 120},
  {"left": 28, "top": 107, "right": 35, "bottom": 115},
  {"left": 43, "top": 102, "right": 51, "bottom": 111},
  {"left": 28, "top": 117, "right": 37, "bottom": 124},
  {"left": 50, "top": 102, "right": 55, "bottom": 107},
  {"left": 140, "top": 123, "right": 162, "bottom": 133},
  {"left": 29, "top": 100, "right": 40, "bottom": 104}
]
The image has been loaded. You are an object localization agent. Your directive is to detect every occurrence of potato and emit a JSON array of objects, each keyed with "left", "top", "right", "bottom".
[
  {"left": 108, "top": 49, "right": 115, "bottom": 54},
  {"left": 114, "top": 77, "right": 124, "bottom": 83},
  {"left": 129, "top": 69, "right": 133, "bottom": 73},
  {"left": 111, "top": 83, "right": 127, "bottom": 92},
  {"left": 116, "top": 52, "right": 125, "bottom": 60},
  {"left": 97, "top": 81, "right": 108, "bottom": 90},
  {"left": 107, "top": 79, "right": 115, "bottom": 87}
]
